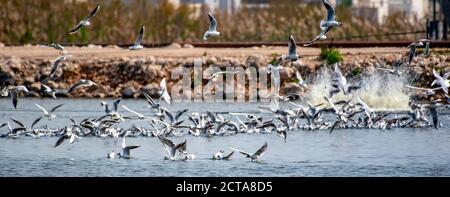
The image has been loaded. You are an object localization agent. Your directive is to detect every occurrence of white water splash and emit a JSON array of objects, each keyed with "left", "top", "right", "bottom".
[{"left": 305, "top": 66, "right": 411, "bottom": 110}]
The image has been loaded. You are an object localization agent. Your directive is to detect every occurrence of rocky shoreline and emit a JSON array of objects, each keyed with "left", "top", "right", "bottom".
[{"left": 0, "top": 47, "right": 449, "bottom": 101}]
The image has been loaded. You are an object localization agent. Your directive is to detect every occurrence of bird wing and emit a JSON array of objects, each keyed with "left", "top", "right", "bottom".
[
  {"left": 223, "top": 151, "right": 234, "bottom": 160},
  {"left": 229, "top": 147, "right": 251, "bottom": 157},
  {"left": 35, "top": 103, "right": 49, "bottom": 115},
  {"left": 54, "top": 135, "right": 67, "bottom": 147},
  {"left": 164, "top": 110, "right": 175, "bottom": 124},
  {"left": 50, "top": 56, "right": 64, "bottom": 78},
  {"left": 10, "top": 90, "right": 18, "bottom": 109},
  {"left": 160, "top": 79, "right": 171, "bottom": 104},
  {"left": 31, "top": 116, "right": 43, "bottom": 129},
  {"left": 208, "top": 12, "right": 217, "bottom": 31},
  {"left": 67, "top": 81, "right": 83, "bottom": 93},
  {"left": 113, "top": 98, "right": 121, "bottom": 112},
  {"left": 408, "top": 46, "right": 416, "bottom": 64},
  {"left": 86, "top": 4, "right": 101, "bottom": 21},
  {"left": 323, "top": 0, "right": 335, "bottom": 21},
  {"left": 329, "top": 120, "right": 341, "bottom": 134},
  {"left": 134, "top": 26, "right": 145, "bottom": 46},
  {"left": 41, "top": 83, "right": 52, "bottom": 92},
  {"left": 69, "top": 23, "right": 83, "bottom": 34},
  {"left": 158, "top": 135, "right": 176, "bottom": 148},
  {"left": 122, "top": 105, "right": 144, "bottom": 118},
  {"left": 10, "top": 117, "right": 25, "bottom": 128},
  {"left": 49, "top": 104, "right": 63, "bottom": 113},
  {"left": 288, "top": 34, "right": 297, "bottom": 56},
  {"left": 175, "top": 109, "right": 188, "bottom": 121},
  {"left": 253, "top": 142, "right": 268, "bottom": 157}
]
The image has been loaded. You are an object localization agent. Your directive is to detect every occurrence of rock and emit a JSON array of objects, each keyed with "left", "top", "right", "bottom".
[
  {"left": 122, "top": 87, "right": 136, "bottom": 98},
  {"left": 142, "top": 83, "right": 160, "bottom": 97},
  {"left": 30, "top": 82, "right": 41, "bottom": 91},
  {"left": 165, "top": 43, "right": 182, "bottom": 49},
  {"left": 283, "top": 83, "right": 302, "bottom": 94},
  {"left": 183, "top": 44, "right": 194, "bottom": 48},
  {"left": 105, "top": 45, "right": 120, "bottom": 49},
  {"left": 0, "top": 43, "right": 4, "bottom": 47},
  {"left": 280, "top": 67, "right": 294, "bottom": 81},
  {"left": 88, "top": 44, "right": 102, "bottom": 49}
]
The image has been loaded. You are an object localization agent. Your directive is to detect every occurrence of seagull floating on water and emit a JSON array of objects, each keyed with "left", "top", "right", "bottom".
[
  {"left": 117, "top": 132, "right": 140, "bottom": 159},
  {"left": 69, "top": 4, "right": 101, "bottom": 34}
]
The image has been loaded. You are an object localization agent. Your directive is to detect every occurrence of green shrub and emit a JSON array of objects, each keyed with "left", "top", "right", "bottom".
[{"left": 320, "top": 46, "right": 343, "bottom": 64}]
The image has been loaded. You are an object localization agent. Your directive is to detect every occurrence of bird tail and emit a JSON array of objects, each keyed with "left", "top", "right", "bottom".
[{"left": 320, "top": 20, "right": 327, "bottom": 30}]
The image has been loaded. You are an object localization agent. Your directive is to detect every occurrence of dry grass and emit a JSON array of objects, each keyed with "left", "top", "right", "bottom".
[{"left": 0, "top": 0, "right": 426, "bottom": 44}]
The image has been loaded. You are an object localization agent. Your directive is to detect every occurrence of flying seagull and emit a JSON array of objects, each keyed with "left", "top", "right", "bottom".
[
  {"left": 230, "top": 142, "right": 268, "bottom": 162},
  {"left": 431, "top": 69, "right": 450, "bottom": 94},
  {"left": 69, "top": 4, "right": 101, "bottom": 34},
  {"left": 129, "top": 26, "right": 145, "bottom": 50},
  {"left": 54, "top": 127, "right": 81, "bottom": 148},
  {"left": 121, "top": 105, "right": 145, "bottom": 119},
  {"left": 407, "top": 39, "right": 430, "bottom": 65},
  {"left": 304, "top": 0, "right": 342, "bottom": 46},
  {"left": 42, "top": 43, "right": 67, "bottom": 55},
  {"left": 208, "top": 71, "right": 241, "bottom": 80},
  {"left": 283, "top": 34, "right": 300, "bottom": 61},
  {"left": 376, "top": 67, "right": 402, "bottom": 76},
  {"left": 404, "top": 85, "right": 441, "bottom": 96},
  {"left": 67, "top": 79, "right": 97, "bottom": 94},
  {"left": 159, "top": 78, "right": 171, "bottom": 105},
  {"left": 35, "top": 103, "right": 63, "bottom": 120},
  {"left": 212, "top": 149, "right": 234, "bottom": 160},
  {"left": 7, "top": 86, "right": 29, "bottom": 109},
  {"left": 203, "top": 13, "right": 221, "bottom": 40},
  {"left": 49, "top": 55, "right": 72, "bottom": 80}
]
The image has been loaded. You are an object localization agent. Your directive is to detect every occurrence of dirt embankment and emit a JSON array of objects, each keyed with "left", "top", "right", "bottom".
[{"left": 0, "top": 46, "right": 449, "bottom": 100}]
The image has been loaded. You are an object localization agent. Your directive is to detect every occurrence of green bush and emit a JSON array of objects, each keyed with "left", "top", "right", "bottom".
[{"left": 320, "top": 46, "right": 343, "bottom": 64}]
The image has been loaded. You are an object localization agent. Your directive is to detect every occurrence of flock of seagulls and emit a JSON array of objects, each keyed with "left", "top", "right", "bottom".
[{"left": 1, "top": 0, "right": 449, "bottom": 163}]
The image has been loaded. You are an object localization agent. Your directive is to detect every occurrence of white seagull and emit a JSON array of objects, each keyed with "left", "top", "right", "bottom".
[
  {"left": 230, "top": 142, "right": 268, "bottom": 162},
  {"left": 404, "top": 85, "right": 441, "bottom": 96},
  {"left": 203, "top": 13, "right": 221, "bottom": 40},
  {"left": 121, "top": 105, "right": 145, "bottom": 119},
  {"left": 407, "top": 39, "right": 430, "bottom": 65},
  {"left": 66, "top": 79, "right": 97, "bottom": 94},
  {"left": 117, "top": 132, "right": 141, "bottom": 159},
  {"left": 44, "top": 43, "right": 67, "bottom": 55},
  {"left": 304, "top": 0, "right": 342, "bottom": 46},
  {"left": 282, "top": 34, "right": 300, "bottom": 61},
  {"left": 35, "top": 103, "right": 63, "bottom": 120},
  {"left": 49, "top": 55, "right": 72, "bottom": 80},
  {"left": 431, "top": 69, "right": 450, "bottom": 94},
  {"left": 208, "top": 71, "right": 241, "bottom": 80},
  {"left": 69, "top": 4, "right": 101, "bottom": 34},
  {"left": 129, "top": 26, "right": 145, "bottom": 50},
  {"left": 7, "top": 86, "right": 29, "bottom": 109},
  {"left": 159, "top": 78, "right": 171, "bottom": 105}
]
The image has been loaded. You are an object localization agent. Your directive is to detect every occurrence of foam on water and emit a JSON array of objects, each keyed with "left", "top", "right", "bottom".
[{"left": 305, "top": 66, "right": 411, "bottom": 110}]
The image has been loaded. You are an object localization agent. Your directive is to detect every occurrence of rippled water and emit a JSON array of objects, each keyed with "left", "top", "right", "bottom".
[{"left": 1, "top": 98, "right": 450, "bottom": 177}]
